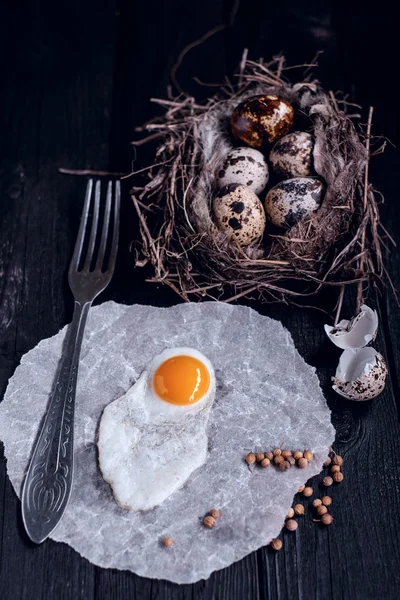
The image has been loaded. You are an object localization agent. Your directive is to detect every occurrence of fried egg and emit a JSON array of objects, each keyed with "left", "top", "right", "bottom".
[{"left": 98, "top": 347, "right": 216, "bottom": 511}]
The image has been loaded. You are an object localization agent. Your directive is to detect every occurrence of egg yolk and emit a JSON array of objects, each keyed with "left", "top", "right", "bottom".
[{"left": 153, "top": 355, "right": 210, "bottom": 405}]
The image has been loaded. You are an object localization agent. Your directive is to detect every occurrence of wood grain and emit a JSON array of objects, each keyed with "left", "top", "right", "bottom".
[{"left": 1, "top": 1, "right": 400, "bottom": 599}]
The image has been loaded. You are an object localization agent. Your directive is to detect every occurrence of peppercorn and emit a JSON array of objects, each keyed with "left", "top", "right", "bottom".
[
  {"left": 323, "top": 456, "right": 332, "bottom": 467},
  {"left": 322, "top": 476, "right": 333, "bottom": 487},
  {"left": 298, "top": 458, "right": 308, "bottom": 468},
  {"left": 265, "top": 451, "right": 274, "bottom": 460},
  {"left": 245, "top": 452, "right": 256, "bottom": 465},
  {"left": 332, "top": 455, "right": 343, "bottom": 466},
  {"left": 261, "top": 458, "right": 271, "bottom": 468},
  {"left": 321, "top": 496, "right": 332, "bottom": 506},
  {"left": 286, "top": 519, "right": 298, "bottom": 531},
  {"left": 282, "top": 450, "right": 292, "bottom": 458},
  {"left": 203, "top": 516, "right": 216, "bottom": 529},
  {"left": 270, "top": 538, "right": 283, "bottom": 551},
  {"left": 333, "top": 471, "right": 344, "bottom": 483},
  {"left": 162, "top": 537, "right": 174, "bottom": 547},
  {"left": 321, "top": 514, "right": 333, "bottom": 525},
  {"left": 293, "top": 451, "right": 303, "bottom": 460},
  {"left": 273, "top": 448, "right": 282, "bottom": 457},
  {"left": 331, "top": 465, "right": 341, "bottom": 474},
  {"left": 317, "top": 505, "right": 328, "bottom": 516},
  {"left": 209, "top": 509, "right": 220, "bottom": 519},
  {"left": 303, "top": 450, "right": 314, "bottom": 462},
  {"left": 294, "top": 504, "right": 304, "bottom": 516},
  {"left": 286, "top": 507, "right": 294, "bottom": 519},
  {"left": 274, "top": 455, "right": 284, "bottom": 465},
  {"left": 288, "top": 456, "right": 296, "bottom": 466},
  {"left": 256, "top": 452, "right": 265, "bottom": 463},
  {"left": 279, "top": 460, "right": 291, "bottom": 471},
  {"left": 303, "top": 486, "right": 313, "bottom": 497},
  {"left": 313, "top": 498, "right": 322, "bottom": 507},
  {"left": 298, "top": 485, "right": 305, "bottom": 493}
]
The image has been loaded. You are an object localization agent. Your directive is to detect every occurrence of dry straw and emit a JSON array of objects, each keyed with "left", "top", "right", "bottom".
[{"left": 130, "top": 53, "right": 389, "bottom": 312}]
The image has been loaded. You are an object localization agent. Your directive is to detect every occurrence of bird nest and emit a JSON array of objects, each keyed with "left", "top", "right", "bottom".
[{"left": 131, "top": 54, "right": 386, "bottom": 310}]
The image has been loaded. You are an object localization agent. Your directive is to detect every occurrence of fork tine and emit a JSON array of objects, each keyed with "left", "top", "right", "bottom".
[
  {"left": 82, "top": 179, "right": 101, "bottom": 271},
  {"left": 95, "top": 180, "right": 113, "bottom": 271},
  {"left": 69, "top": 179, "right": 93, "bottom": 273},
  {"left": 105, "top": 180, "right": 120, "bottom": 274}
]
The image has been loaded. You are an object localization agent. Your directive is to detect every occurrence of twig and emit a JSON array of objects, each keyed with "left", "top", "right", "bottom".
[{"left": 334, "top": 286, "right": 345, "bottom": 325}]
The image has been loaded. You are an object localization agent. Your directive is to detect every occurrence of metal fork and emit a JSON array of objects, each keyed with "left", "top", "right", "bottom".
[{"left": 21, "top": 179, "right": 121, "bottom": 544}]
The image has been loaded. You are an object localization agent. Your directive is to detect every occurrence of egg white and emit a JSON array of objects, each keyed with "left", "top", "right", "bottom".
[{"left": 98, "top": 347, "right": 216, "bottom": 511}]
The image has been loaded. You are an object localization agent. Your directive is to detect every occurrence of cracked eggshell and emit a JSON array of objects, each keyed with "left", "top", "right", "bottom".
[
  {"left": 264, "top": 177, "right": 323, "bottom": 228},
  {"left": 217, "top": 147, "right": 269, "bottom": 195},
  {"left": 269, "top": 131, "right": 314, "bottom": 179},
  {"left": 230, "top": 95, "right": 294, "bottom": 147},
  {"left": 332, "top": 347, "right": 387, "bottom": 401},
  {"left": 213, "top": 183, "right": 266, "bottom": 246},
  {"left": 324, "top": 304, "right": 378, "bottom": 350}
]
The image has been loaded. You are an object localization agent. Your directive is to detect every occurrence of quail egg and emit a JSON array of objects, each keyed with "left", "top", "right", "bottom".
[
  {"left": 213, "top": 183, "right": 266, "bottom": 246},
  {"left": 264, "top": 177, "right": 323, "bottom": 228},
  {"left": 217, "top": 147, "right": 269, "bottom": 195},
  {"left": 230, "top": 95, "right": 294, "bottom": 147},
  {"left": 269, "top": 131, "right": 314, "bottom": 179},
  {"left": 324, "top": 304, "right": 378, "bottom": 350},
  {"left": 332, "top": 347, "right": 387, "bottom": 401}
]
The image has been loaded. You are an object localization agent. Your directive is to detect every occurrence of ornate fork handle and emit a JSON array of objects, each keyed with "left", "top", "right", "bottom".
[{"left": 22, "top": 301, "right": 91, "bottom": 543}]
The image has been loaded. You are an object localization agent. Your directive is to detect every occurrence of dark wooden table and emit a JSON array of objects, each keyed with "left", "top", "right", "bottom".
[{"left": 1, "top": 1, "right": 400, "bottom": 598}]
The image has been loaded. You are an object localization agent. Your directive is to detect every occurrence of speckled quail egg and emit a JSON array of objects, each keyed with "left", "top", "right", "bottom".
[
  {"left": 230, "top": 95, "right": 294, "bottom": 148},
  {"left": 213, "top": 183, "right": 266, "bottom": 246},
  {"left": 332, "top": 347, "right": 387, "bottom": 401},
  {"left": 264, "top": 177, "right": 323, "bottom": 228},
  {"left": 324, "top": 304, "right": 378, "bottom": 350},
  {"left": 269, "top": 131, "right": 314, "bottom": 179},
  {"left": 217, "top": 147, "right": 269, "bottom": 195}
]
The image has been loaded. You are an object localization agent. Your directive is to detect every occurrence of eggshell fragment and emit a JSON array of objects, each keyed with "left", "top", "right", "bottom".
[
  {"left": 324, "top": 304, "right": 378, "bottom": 350},
  {"left": 269, "top": 131, "right": 314, "bottom": 179},
  {"left": 332, "top": 347, "right": 387, "bottom": 401},
  {"left": 230, "top": 95, "right": 294, "bottom": 147},
  {"left": 213, "top": 183, "right": 266, "bottom": 246},
  {"left": 264, "top": 177, "right": 323, "bottom": 228},
  {"left": 217, "top": 147, "right": 269, "bottom": 194}
]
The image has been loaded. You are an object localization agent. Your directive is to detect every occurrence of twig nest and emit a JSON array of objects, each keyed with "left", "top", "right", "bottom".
[
  {"left": 269, "top": 131, "right": 314, "bottom": 179},
  {"left": 230, "top": 95, "right": 294, "bottom": 147},
  {"left": 324, "top": 304, "right": 378, "bottom": 350},
  {"left": 264, "top": 177, "right": 323, "bottom": 227},
  {"left": 217, "top": 147, "right": 269, "bottom": 195},
  {"left": 213, "top": 183, "right": 266, "bottom": 246},
  {"left": 332, "top": 347, "right": 388, "bottom": 401}
]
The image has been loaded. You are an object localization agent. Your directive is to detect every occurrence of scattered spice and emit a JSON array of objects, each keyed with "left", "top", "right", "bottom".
[
  {"left": 323, "top": 457, "right": 332, "bottom": 467},
  {"left": 298, "top": 458, "right": 308, "bottom": 469},
  {"left": 245, "top": 452, "right": 256, "bottom": 465},
  {"left": 256, "top": 452, "right": 265, "bottom": 462},
  {"left": 321, "top": 496, "right": 332, "bottom": 506},
  {"left": 286, "top": 507, "right": 295, "bottom": 519},
  {"left": 209, "top": 509, "right": 220, "bottom": 519},
  {"left": 293, "top": 451, "right": 303, "bottom": 461},
  {"left": 273, "top": 448, "right": 282, "bottom": 457},
  {"left": 288, "top": 456, "right": 296, "bottom": 466},
  {"left": 203, "top": 516, "right": 216, "bottom": 529},
  {"left": 333, "top": 471, "right": 344, "bottom": 483},
  {"left": 313, "top": 498, "right": 322, "bottom": 507},
  {"left": 286, "top": 519, "right": 298, "bottom": 531},
  {"left": 303, "top": 450, "right": 314, "bottom": 462},
  {"left": 274, "top": 455, "right": 284, "bottom": 465},
  {"left": 294, "top": 504, "right": 305, "bottom": 515},
  {"left": 321, "top": 514, "right": 333, "bottom": 525},
  {"left": 303, "top": 487, "right": 313, "bottom": 497},
  {"left": 270, "top": 538, "right": 283, "bottom": 551},
  {"left": 317, "top": 505, "right": 328, "bottom": 516},
  {"left": 298, "top": 485, "right": 305, "bottom": 493},
  {"left": 322, "top": 476, "right": 333, "bottom": 487},
  {"left": 282, "top": 450, "right": 292, "bottom": 458},
  {"left": 279, "top": 460, "right": 291, "bottom": 471},
  {"left": 265, "top": 451, "right": 274, "bottom": 460},
  {"left": 331, "top": 465, "right": 341, "bottom": 474},
  {"left": 261, "top": 458, "right": 271, "bottom": 468},
  {"left": 162, "top": 537, "right": 174, "bottom": 547},
  {"left": 332, "top": 455, "right": 343, "bottom": 466}
]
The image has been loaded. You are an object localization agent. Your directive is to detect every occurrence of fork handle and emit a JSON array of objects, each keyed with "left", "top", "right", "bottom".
[{"left": 21, "top": 301, "right": 91, "bottom": 543}]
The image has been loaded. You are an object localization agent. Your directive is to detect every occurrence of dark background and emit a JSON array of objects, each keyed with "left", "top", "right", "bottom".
[{"left": 1, "top": 1, "right": 400, "bottom": 599}]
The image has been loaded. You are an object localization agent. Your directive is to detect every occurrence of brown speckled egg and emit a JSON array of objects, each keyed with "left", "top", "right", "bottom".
[
  {"left": 332, "top": 348, "right": 387, "bottom": 401},
  {"left": 213, "top": 183, "right": 266, "bottom": 246},
  {"left": 264, "top": 177, "right": 323, "bottom": 228},
  {"left": 269, "top": 131, "right": 314, "bottom": 179},
  {"left": 230, "top": 95, "right": 294, "bottom": 148},
  {"left": 217, "top": 147, "right": 269, "bottom": 195}
]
